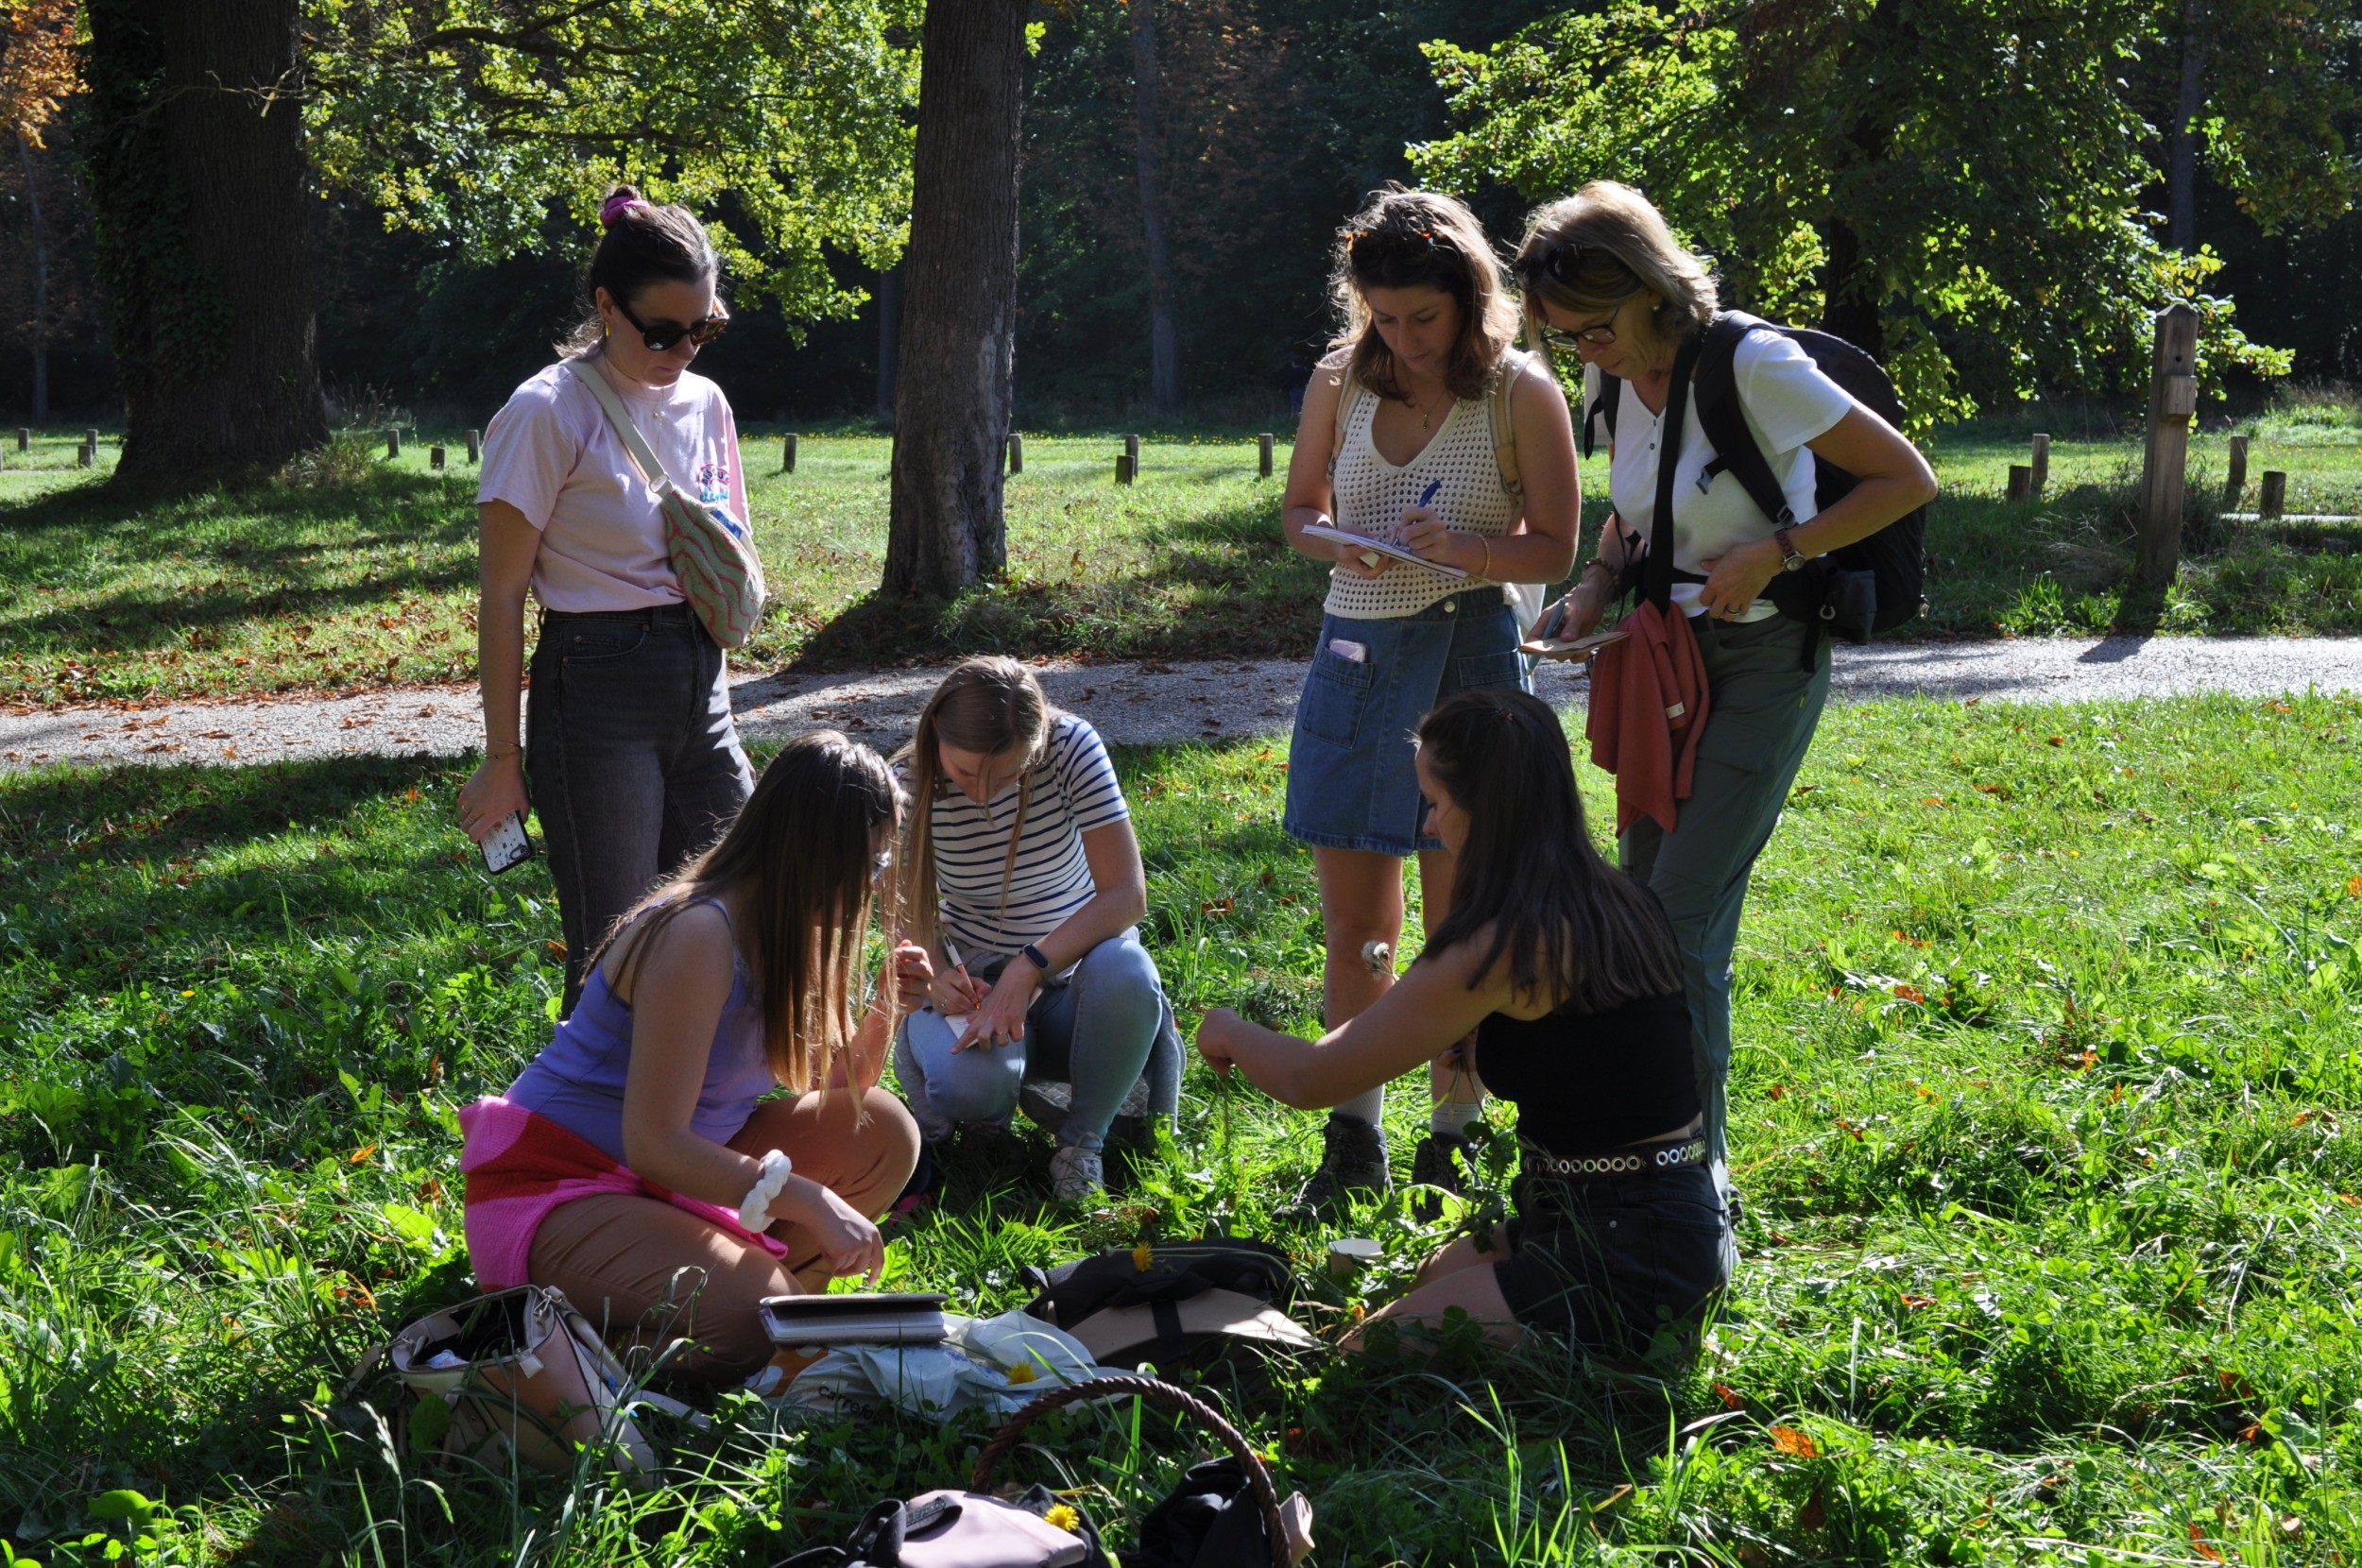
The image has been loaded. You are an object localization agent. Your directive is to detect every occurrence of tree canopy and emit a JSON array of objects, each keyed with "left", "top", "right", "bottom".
[{"left": 1413, "top": 0, "right": 2341, "bottom": 424}]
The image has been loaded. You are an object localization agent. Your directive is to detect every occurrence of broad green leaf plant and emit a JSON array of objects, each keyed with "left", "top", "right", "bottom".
[
  {"left": 304, "top": 0, "right": 923, "bottom": 325},
  {"left": 1413, "top": 0, "right": 2314, "bottom": 428}
]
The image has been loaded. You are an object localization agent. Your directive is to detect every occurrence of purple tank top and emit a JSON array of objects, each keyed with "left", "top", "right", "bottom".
[{"left": 505, "top": 899, "right": 774, "bottom": 1164}]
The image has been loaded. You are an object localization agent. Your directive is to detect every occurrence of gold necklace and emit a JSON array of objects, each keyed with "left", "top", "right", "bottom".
[{"left": 1405, "top": 388, "right": 1445, "bottom": 431}]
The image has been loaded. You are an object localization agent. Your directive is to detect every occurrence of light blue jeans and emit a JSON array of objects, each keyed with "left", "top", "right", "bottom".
[{"left": 891, "top": 930, "right": 1166, "bottom": 1153}]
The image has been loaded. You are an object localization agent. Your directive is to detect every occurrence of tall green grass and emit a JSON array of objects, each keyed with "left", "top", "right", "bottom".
[{"left": 5, "top": 692, "right": 2360, "bottom": 1562}]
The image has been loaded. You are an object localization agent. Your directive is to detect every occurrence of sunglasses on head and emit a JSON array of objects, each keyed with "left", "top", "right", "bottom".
[{"left": 614, "top": 293, "right": 729, "bottom": 352}]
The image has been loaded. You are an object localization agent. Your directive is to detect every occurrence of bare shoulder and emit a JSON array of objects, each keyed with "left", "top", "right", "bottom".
[{"left": 603, "top": 899, "right": 735, "bottom": 1005}]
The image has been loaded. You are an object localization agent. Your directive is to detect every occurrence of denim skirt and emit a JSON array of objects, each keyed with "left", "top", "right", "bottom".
[
  {"left": 1491, "top": 1164, "right": 1736, "bottom": 1356},
  {"left": 1282, "top": 590, "right": 1526, "bottom": 857}
]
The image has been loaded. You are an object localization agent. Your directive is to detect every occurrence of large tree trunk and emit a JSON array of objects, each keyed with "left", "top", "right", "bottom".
[
  {"left": 882, "top": 0, "right": 1026, "bottom": 598},
  {"left": 2169, "top": 0, "right": 2209, "bottom": 252},
  {"left": 82, "top": 0, "right": 325, "bottom": 486},
  {"left": 874, "top": 263, "right": 901, "bottom": 425},
  {"left": 16, "top": 133, "right": 47, "bottom": 427},
  {"left": 1816, "top": 215, "right": 1884, "bottom": 358},
  {"left": 1131, "top": 0, "right": 1180, "bottom": 417}
]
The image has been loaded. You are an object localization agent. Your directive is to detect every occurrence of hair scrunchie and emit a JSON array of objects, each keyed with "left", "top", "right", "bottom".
[{"left": 599, "top": 193, "right": 650, "bottom": 229}]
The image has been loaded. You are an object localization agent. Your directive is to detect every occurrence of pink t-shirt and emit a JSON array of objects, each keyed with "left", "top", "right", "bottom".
[{"left": 477, "top": 355, "right": 751, "bottom": 614}]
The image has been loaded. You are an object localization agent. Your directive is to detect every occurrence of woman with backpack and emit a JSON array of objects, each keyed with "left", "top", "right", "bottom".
[
  {"left": 890, "top": 657, "right": 1179, "bottom": 1203},
  {"left": 1514, "top": 181, "right": 1937, "bottom": 1175},
  {"left": 1275, "top": 187, "right": 1582, "bottom": 1218},
  {"left": 458, "top": 186, "right": 755, "bottom": 1014},
  {"left": 459, "top": 731, "right": 926, "bottom": 1383},
  {"left": 1198, "top": 689, "right": 1728, "bottom": 1355}
]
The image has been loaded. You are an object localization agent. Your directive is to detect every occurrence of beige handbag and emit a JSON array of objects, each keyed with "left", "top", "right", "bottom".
[{"left": 374, "top": 1284, "right": 693, "bottom": 1479}]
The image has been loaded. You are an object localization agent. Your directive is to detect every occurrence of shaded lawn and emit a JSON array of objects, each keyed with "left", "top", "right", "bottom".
[{"left": 3, "top": 692, "right": 2360, "bottom": 1562}]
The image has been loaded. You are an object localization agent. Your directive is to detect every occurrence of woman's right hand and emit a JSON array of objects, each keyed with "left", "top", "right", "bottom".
[
  {"left": 927, "top": 963, "right": 987, "bottom": 1017},
  {"left": 457, "top": 752, "right": 530, "bottom": 844},
  {"left": 776, "top": 1176, "right": 885, "bottom": 1286}
]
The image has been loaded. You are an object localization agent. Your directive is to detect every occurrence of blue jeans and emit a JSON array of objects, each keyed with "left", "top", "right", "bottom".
[
  {"left": 526, "top": 605, "right": 755, "bottom": 1014},
  {"left": 892, "top": 931, "right": 1166, "bottom": 1152}
]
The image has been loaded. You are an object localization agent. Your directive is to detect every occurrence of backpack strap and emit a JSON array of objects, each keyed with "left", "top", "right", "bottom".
[
  {"left": 1645, "top": 334, "right": 1704, "bottom": 614},
  {"left": 1688, "top": 312, "right": 1794, "bottom": 531},
  {"left": 1581, "top": 366, "right": 1622, "bottom": 459},
  {"left": 1326, "top": 362, "right": 1363, "bottom": 479},
  {"left": 1488, "top": 349, "right": 1525, "bottom": 497}
]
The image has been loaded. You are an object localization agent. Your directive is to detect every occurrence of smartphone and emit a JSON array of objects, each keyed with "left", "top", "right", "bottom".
[{"left": 479, "top": 811, "right": 534, "bottom": 875}]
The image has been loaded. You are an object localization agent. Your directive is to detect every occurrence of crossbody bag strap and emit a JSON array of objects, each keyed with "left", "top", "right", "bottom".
[
  {"left": 1326, "top": 364, "right": 1362, "bottom": 479},
  {"left": 1489, "top": 349, "right": 1524, "bottom": 496},
  {"left": 1644, "top": 333, "right": 1704, "bottom": 614},
  {"left": 565, "top": 356, "right": 677, "bottom": 494}
]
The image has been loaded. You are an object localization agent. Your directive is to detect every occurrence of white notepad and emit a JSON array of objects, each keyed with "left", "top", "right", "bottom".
[{"left": 1298, "top": 523, "right": 1469, "bottom": 579}]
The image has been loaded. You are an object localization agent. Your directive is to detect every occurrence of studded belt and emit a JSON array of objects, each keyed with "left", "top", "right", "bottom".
[{"left": 1519, "top": 1134, "right": 1709, "bottom": 1179}]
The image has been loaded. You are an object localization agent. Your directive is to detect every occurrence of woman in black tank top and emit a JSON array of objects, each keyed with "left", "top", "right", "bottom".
[{"left": 1199, "top": 690, "right": 1733, "bottom": 1355}]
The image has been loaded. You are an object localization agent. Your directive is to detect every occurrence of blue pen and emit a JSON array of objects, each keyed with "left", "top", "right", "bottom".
[{"left": 1405, "top": 478, "right": 1442, "bottom": 550}]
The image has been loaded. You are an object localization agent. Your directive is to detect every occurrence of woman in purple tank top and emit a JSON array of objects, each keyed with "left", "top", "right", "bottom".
[{"left": 460, "top": 731, "right": 930, "bottom": 1383}]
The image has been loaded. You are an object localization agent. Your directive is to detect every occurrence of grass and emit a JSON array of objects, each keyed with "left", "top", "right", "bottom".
[
  {"left": 5, "top": 691, "right": 2361, "bottom": 1563},
  {"left": 4, "top": 400, "right": 2360, "bottom": 708}
]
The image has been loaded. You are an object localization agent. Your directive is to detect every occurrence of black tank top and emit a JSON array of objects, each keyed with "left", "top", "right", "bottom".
[{"left": 1474, "top": 988, "right": 1698, "bottom": 1156}]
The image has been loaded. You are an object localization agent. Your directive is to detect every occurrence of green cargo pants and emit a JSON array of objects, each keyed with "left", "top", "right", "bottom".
[{"left": 1618, "top": 613, "right": 1830, "bottom": 1171}]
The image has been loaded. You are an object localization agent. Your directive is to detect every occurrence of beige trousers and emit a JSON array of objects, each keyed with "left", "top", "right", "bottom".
[{"left": 527, "top": 1085, "right": 919, "bottom": 1379}]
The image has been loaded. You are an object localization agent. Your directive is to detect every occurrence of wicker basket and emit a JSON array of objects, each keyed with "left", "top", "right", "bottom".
[{"left": 970, "top": 1373, "right": 1292, "bottom": 1568}]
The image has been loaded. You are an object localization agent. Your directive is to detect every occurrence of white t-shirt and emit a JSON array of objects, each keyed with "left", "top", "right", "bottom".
[
  {"left": 1587, "top": 332, "right": 1853, "bottom": 622},
  {"left": 899, "top": 714, "right": 1132, "bottom": 963},
  {"left": 478, "top": 355, "right": 750, "bottom": 614}
]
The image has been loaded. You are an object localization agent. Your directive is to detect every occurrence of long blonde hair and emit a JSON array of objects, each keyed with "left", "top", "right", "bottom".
[
  {"left": 894, "top": 656, "right": 1057, "bottom": 947},
  {"left": 1329, "top": 187, "right": 1521, "bottom": 404},
  {"left": 1512, "top": 181, "right": 1719, "bottom": 377},
  {"left": 594, "top": 730, "right": 901, "bottom": 1094}
]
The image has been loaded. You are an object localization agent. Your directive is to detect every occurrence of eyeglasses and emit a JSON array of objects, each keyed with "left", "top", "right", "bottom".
[
  {"left": 614, "top": 294, "right": 729, "bottom": 353},
  {"left": 1537, "top": 313, "right": 1621, "bottom": 355}
]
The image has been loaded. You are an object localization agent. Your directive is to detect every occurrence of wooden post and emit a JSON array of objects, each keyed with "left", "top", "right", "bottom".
[
  {"left": 2029, "top": 434, "right": 2049, "bottom": 500},
  {"left": 1007, "top": 432, "right": 1023, "bottom": 473},
  {"left": 13, "top": 428, "right": 26, "bottom": 452},
  {"left": 2135, "top": 304, "right": 2199, "bottom": 585},
  {"left": 1116, "top": 452, "right": 1135, "bottom": 485},
  {"left": 385, "top": 427, "right": 401, "bottom": 459},
  {"left": 429, "top": 445, "right": 447, "bottom": 470},
  {"left": 1258, "top": 433, "right": 1274, "bottom": 478},
  {"left": 85, "top": 427, "right": 98, "bottom": 451},
  {"left": 1124, "top": 433, "right": 1141, "bottom": 474},
  {"left": 2259, "top": 470, "right": 2287, "bottom": 520},
  {"left": 76, "top": 441, "right": 93, "bottom": 468},
  {"left": 781, "top": 434, "right": 798, "bottom": 473},
  {"left": 2007, "top": 465, "right": 2032, "bottom": 503},
  {"left": 466, "top": 428, "right": 482, "bottom": 464},
  {"left": 2225, "top": 435, "right": 2249, "bottom": 503}
]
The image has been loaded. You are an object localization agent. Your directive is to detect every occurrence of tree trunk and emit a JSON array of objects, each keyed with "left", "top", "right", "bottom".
[
  {"left": 82, "top": 0, "right": 325, "bottom": 486},
  {"left": 883, "top": 0, "right": 1026, "bottom": 598},
  {"left": 1131, "top": 0, "right": 1180, "bottom": 417},
  {"left": 874, "top": 263, "right": 901, "bottom": 425},
  {"left": 2169, "top": 0, "right": 2209, "bottom": 252},
  {"left": 16, "top": 133, "right": 47, "bottom": 427},
  {"left": 1817, "top": 215, "right": 1884, "bottom": 358}
]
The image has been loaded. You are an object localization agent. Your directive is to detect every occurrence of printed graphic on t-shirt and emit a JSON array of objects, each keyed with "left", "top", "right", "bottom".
[{"left": 695, "top": 459, "right": 732, "bottom": 507}]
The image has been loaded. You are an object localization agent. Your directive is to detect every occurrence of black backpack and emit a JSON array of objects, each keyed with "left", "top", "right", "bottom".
[
  {"left": 1021, "top": 1237, "right": 1298, "bottom": 1370},
  {"left": 1583, "top": 311, "right": 1928, "bottom": 656}
]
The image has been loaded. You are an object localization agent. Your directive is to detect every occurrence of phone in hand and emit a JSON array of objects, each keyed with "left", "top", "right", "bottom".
[{"left": 479, "top": 811, "right": 534, "bottom": 875}]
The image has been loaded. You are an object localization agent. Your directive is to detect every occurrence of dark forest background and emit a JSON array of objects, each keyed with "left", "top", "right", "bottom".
[{"left": 2, "top": 0, "right": 2353, "bottom": 430}]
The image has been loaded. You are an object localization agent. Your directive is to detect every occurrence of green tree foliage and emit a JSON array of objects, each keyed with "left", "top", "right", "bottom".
[
  {"left": 302, "top": 0, "right": 923, "bottom": 323},
  {"left": 1415, "top": 1, "right": 2328, "bottom": 424}
]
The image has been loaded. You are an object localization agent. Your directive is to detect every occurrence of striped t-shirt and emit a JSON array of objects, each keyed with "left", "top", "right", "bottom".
[{"left": 905, "top": 713, "right": 1131, "bottom": 963}]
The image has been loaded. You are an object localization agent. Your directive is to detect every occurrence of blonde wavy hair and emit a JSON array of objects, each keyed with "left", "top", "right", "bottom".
[
  {"left": 894, "top": 656, "right": 1058, "bottom": 949},
  {"left": 1328, "top": 187, "right": 1521, "bottom": 404},
  {"left": 1512, "top": 181, "right": 1719, "bottom": 375}
]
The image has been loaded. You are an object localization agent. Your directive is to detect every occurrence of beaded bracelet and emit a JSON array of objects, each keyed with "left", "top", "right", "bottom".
[{"left": 736, "top": 1150, "right": 795, "bottom": 1232}]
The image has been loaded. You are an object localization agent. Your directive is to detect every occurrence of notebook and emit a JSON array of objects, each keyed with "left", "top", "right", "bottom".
[
  {"left": 1297, "top": 522, "right": 1470, "bottom": 579},
  {"left": 1519, "top": 628, "right": 1630, "bottom": 661},
  {"left": 761, "top": 1291, "right": 951, "bottom": 1347}
]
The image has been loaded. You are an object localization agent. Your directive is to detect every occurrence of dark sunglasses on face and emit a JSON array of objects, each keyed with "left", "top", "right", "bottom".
[{"left": 614, "top": 294, "right": 729, "bottom": 352}]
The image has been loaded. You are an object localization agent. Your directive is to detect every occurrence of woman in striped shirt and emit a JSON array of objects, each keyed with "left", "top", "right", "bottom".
[{"left": 890, "top": 657, "right": 1176, "bottom": 1202}]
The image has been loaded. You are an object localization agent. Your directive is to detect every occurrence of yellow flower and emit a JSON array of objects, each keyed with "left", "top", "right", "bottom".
[
  {"left": 1132, "top": 1242, "right": 1154, "bottom": 1272},
  {"left": 1005, "top": 1361, "right": 1038, "bottom": 1384},
  {"left": 1044, "top": 1504, "right": 1082, "bottom": 1533}
]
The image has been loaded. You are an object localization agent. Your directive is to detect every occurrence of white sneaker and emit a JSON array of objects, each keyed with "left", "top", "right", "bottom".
[{"left": 1048, "top": 1144, "right": 1104, "bottom": 1203}]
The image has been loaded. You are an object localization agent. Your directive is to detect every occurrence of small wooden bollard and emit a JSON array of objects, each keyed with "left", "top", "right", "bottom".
[
  {"left": 1007, "top": 432, "right": 1023, "bottom": 473},
  {"left": 385, "top": 427, "right": 401, "bottom": 459},
  {"left": 1116, "top": 452, "right": 1135, "bottom": 486},
  {"left": 2029, "top": 433, "right": 2049, "bottom": 499},
  {"left": 2259, "top": 470, "right": 2287, "bottom": 520},
  {"left": 13, "top": 428, "right": 26, "bottom": 452},
  {"left": 781, "top": 434, "right": 798, "bottom": 473},
  {"left": 76, "top": 441, "right": 93, "bottom": 468},
  {"left": 1124, "top": 434, "right": 1141, "bottom": 474},
  {"left": 466, "top": 428, "right": 481, "bottom": 464},
  {"left": 85, "top": 427, "right": 99, "bottom": 452},
  {"left": 2225, "top": 435, "right": 2249, "bottom": 503},
  {"left": 2135, "top": 303, "right": 2199, "bottom": 585},
  {"left": 429, "top": 444, "right": 447, "bottom": 470},
  {"left": 2007, "top": 465, "right": 2032, "bottom": 503},
  {"left": 1258, "top": 433, "right": 1274, "bottom": 477}
]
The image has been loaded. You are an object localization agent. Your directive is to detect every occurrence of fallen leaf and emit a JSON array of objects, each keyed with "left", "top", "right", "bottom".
[
  {"left": 2348, "top": 876, "right": 2362, "bottom": 899},
  {"left": 1899, "top": 1292, "right": 1935, "bottom": 1309},
  {"left": 1767, "top": 1082, "right": 1788, "bottom": 1100},
  {"left": 1769, "top": 1424, "right": 1819, "bottom": 1459},
  {"left": 350, "top": 1143, "right": 377, "bottom": 1166},
  {"left": 1200, "top": 896, "right": 1234, "bottom": 916},
  {"left": 1798, "top": 1483, "right": 1826, "bottom": 1532},
  {"left": 1892, "top": 983, "right": 1926, "bottom": 1004},
  {"left": 544, "top": 938, "right": 568, "bottom": 961},
  {"left": 402, "top": 788, "right": 421, "bottom": 802},
  {"left": 200, "top": 729, "right": 232, "bottom": 740},
  {"left": 2188, "top": 1523, "right": 2224, "bottom": 1563},
  {"left": 1711, "top": 1380, "right": 1743, "bottom": 1409}
]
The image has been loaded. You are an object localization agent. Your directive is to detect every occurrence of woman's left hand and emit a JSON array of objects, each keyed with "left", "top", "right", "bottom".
[
  {"left": 955, "top": 962, "right": 1039, "bottom": 1051},
  {"left": 775, "top": 1177, "right": 885, "bottom": 1285},
  {"left": 883, "top": 942, "right": 932, "bottom": 1013},
  {"left": 1399, "top": 507, "right": 1479, "bottom": 572},
  {"left": 1696, "top": 537, "right": 1785, "bottom": 621},
  {"left": 1195, "top": 1007, "right": 1244, "bottom": 1077}
]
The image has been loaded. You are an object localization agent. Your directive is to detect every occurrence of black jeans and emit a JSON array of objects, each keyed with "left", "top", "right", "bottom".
[
  {"left": 526, "top": 605, "right": 754, "bottom": 1013},
  {"left": 1489, "top": 1164, "right": 1736, "bottom": 1357}
]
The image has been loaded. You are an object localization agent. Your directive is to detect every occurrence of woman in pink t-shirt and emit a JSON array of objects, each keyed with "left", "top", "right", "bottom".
[{"left": 457, "top": 186, "right": 757, "bottom": 1013}]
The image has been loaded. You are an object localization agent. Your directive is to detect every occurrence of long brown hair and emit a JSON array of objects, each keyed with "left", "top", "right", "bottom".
[
  {"left": 1415, "top": 690, "right": 1682, "bottom": 1012},
  {"left": 894, "top": 656, "right": 1056, "bottom": 948},
  {"left": 1328, "top": 186, "right": 1520, "bottom": 404},
  {"left": 593, "top": 730, "right": 901, "bottom": 1093}
]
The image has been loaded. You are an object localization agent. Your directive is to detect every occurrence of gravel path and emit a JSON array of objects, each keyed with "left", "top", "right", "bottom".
[{"left": 5, "top": 635, "right": 2359, "bottom": 773}]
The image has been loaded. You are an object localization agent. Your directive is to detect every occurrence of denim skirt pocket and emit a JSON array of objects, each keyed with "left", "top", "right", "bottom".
[
  {"left": 1452, "top": 647, "right": 1526, "bottom": 695},
  {"left": 1297, "top": 644, "right": 1375, "bottom": 747}
]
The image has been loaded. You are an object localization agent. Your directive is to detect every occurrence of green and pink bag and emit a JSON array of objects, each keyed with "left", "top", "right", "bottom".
[{"left": 568, "top": 357, "right": 767, "bottom": 648}]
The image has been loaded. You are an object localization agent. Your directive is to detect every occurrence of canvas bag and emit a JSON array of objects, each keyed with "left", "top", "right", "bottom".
[
  {"left": 1326, "top": 349, "right": 1550, "bottom": 634},
  {"left": 772, "top": 1488, "right": 1104, "bottom": 1568},
  {"left": 567, "top": 356, "right": 768, "bottom": 648}
]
